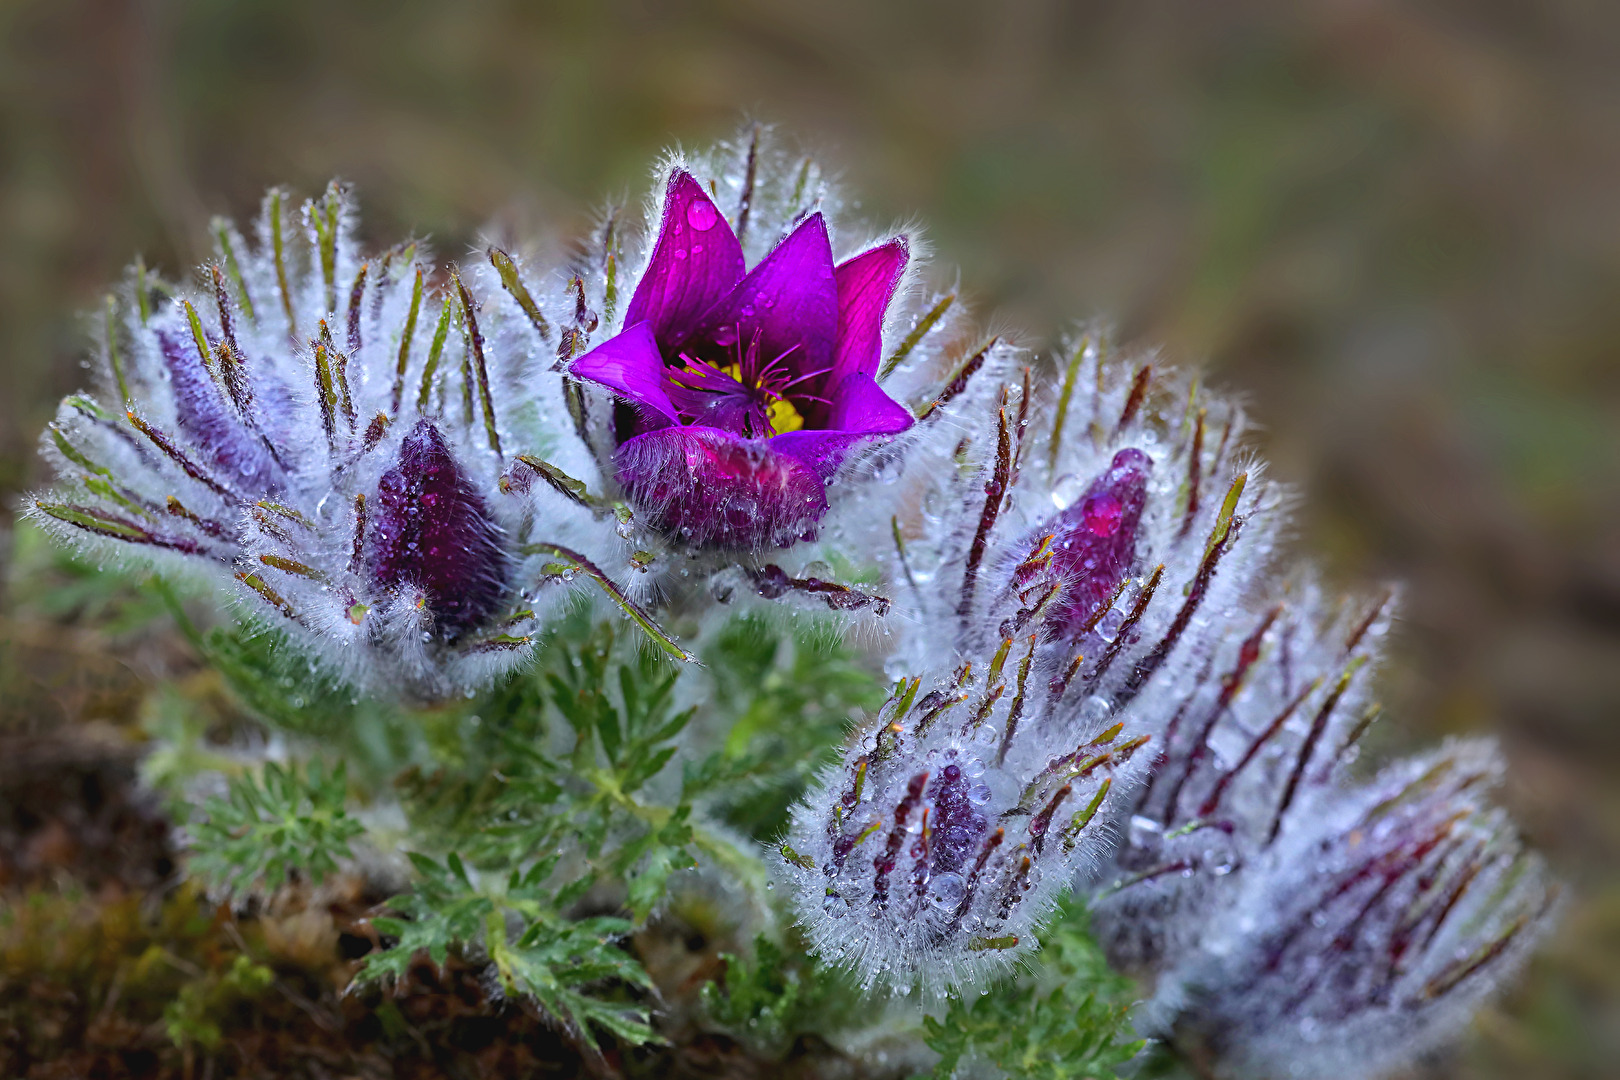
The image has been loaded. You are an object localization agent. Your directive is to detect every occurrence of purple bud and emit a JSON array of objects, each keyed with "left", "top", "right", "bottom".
[
  {"left": 156, "top": 327, "right": 283, "bottom": 495},
  {"left": 781, "top": 640, "right": 1149, "bottom": 993},
  {"left": 1156, "top": 745, "right": 1556, "bottom": 1080},
  {"left": 1027, "top": 448, "right": 1150, "bottom": 639},
  {"left": 369, "top": 420, "right": 508, "bottom": 640}
]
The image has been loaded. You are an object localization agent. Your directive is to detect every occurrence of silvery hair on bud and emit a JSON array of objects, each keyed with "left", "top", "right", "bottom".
[
  {"left": 27, "top": 181, "right": 633, "bottom": 700},
  {"left": 777, "top": 636, "right": 1153, "bottom": 995},
  {"left": 1149, "top": 740, "right": 1559, "bottom": 1080}
]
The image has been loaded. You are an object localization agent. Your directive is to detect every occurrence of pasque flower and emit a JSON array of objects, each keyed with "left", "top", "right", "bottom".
[
  {"left": 1147, "top": 743, "right": 1557, "bottom": 1080},
  {"left": 778, "top": 634, "right": 1152, "bottom": 994},
  {"left": 25, "top": 128, "right": 1560, "bottom": 1076},
  {"left": 571, "top": 168, "right": 914, "bottom": 549},
  {"left": 1090, "top": 587, "right": 1396, "bottom": 980},
  {"left": 1084, "top": 575, "right": 1557, "bottom": 1079},
  {"left": 29, "top": 182, "right": 641, "bottom": 698}
]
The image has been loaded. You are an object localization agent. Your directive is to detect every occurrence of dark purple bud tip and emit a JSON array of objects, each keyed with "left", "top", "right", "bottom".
[
  {"left": 1040, "top": 448, "right": 1151, "bottom": 638},
  {"left": 369, "top": 419, "right": 508, "bottom": 639}
]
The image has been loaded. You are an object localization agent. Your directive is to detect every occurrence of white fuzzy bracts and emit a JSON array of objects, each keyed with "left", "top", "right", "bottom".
[
  {"left": 780, "top": 638, "right": 1151, "bottom": 993},
  {"left": 29, "top": 183, "right": 634, "bottom": 699}
]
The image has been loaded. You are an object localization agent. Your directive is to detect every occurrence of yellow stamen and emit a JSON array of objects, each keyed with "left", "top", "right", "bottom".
[{"left": 767, "top": 395, "right": 805, "bottom": 434}]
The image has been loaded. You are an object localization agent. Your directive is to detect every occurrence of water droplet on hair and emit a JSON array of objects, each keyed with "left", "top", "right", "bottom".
[
  {"left": 1050, "top": 473, "right": 1083, "bottom": 509},
  {"left": 928, "top": 872, "right": 965, "bottom": 910}
]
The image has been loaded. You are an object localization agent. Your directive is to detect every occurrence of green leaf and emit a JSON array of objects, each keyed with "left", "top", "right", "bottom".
[
  {"left": 698, "top": 935, "right": 862, "bottom": 1055},
  {"left": 917, "top": 898, "right": 1145, "bottom": 1079},
  {"left": 186, "top": 760, "right": 363, "bottom": 897}
]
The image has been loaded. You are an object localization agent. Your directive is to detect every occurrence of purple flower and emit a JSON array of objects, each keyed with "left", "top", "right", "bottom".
[
  {"left": 571, "top": 169, "right": 914, "bottom": 548},
  {"left": 369, "top": 419, "right": 509, "bottom": 640}
]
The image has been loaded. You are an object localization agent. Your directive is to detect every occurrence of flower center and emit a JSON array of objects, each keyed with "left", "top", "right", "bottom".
[{"left": 665, "top": 327, "right": 827, "bottom": 439}]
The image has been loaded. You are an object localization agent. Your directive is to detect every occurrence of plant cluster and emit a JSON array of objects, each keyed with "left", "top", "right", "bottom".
[{"left": 24, "top": 125, "right": 1557, "bottom": 1078}]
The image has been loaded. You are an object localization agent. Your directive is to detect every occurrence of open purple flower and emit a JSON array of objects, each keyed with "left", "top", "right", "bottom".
[{"left": 571, "top": 169, "right": 914, "bottom": 549}]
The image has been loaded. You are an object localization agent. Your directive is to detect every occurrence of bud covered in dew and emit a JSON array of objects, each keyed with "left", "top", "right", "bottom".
[
  {"left": 1091, "top": 583, "right": 1396, "bottom": 978},
  {"left": 778, "top": 636, "right": 1152, "bottom": 994},
  {"left": 1154, "top": 743, "right": 1559, "bottom": 1080},
  {"left": 29, "top": 182, "right": 651, "bottom": 698},
  {"left": 860, "top": 330, "right": 1286, "bottom": 755}
]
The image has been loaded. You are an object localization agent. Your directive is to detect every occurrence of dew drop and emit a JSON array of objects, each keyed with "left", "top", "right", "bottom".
[
  {"left": 1050, "top": 473, "right": 1084, "bottom": 510},
  {"left": 927, "top": 872, "right": 965, "bottom": 910},
  {"left": 685, "top": 199, "right": 719, "bottom": 231}
]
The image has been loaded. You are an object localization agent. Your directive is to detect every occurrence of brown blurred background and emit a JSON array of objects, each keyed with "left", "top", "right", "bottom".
[{"left": 1, "top": 1, "right": 1615, "bottom": 1076}]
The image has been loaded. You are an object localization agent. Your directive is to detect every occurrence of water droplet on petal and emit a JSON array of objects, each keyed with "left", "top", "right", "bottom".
[{"left": 685, "top": 199, "right": 718, "bottom": 231}]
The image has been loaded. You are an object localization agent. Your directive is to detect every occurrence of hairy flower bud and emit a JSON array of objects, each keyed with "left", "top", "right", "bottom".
[
  {"left": 1091, "top": 585, "right": 1395, "bottom": 977},
  {"left": 30, "top": 183, "right": 641, "bottom": 697},
  {"left": 779, "top": 638, "right": 1152, "bottom": 993},
  {"left": 368, "top": 419, "right": 509, "bottom": 640},
  {"left": 1028, "top": 447, "right": 1151, "bottom": 639},
  {"left": 864, "top": 332, "right": 1283, "bottom": 733},
  {"left": 1153, "top": 743, "right": 1558, "bottom": 1080},
  {"left": 1083, "top": 581, "right": 1561, "bottom": 1079}
]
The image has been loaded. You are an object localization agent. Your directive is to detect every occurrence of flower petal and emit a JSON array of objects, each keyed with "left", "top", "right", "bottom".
[
  {"left": 684, "top": 213, "right": 837, "bottom": 394},
  {"left": 614, "top": 425, "right": 828, "bottom": 549},
  {"left": 369, "top": 420, "right": 509, "bottom": 640},
  {"left": 767, "top": 429, "right": 878, "bottom": 483},
  {"left": 570, "top": 321, "right": 680, "bottom": 423},
  {"left": 824, "top": 372, "right": 914, "bottom": 436},
  {"left": 831, "top": 237, "right": 909, "bottom": 387},
  {"left": 624, "top": 170, "right": 745, "bottom": 352},
  {"left": 769, "top": 374, "right": 912, "bottom": 481}
]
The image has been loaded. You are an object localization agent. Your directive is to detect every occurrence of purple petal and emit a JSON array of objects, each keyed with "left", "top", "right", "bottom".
[
  {"left": 614, "top": 426, "right": 828, "bottom": 549},
  {"left": 767, "top": 429, "right": 881, "bottom": 482},
  {"left": 624, "top": 170, "right": 745, "bottom": 352},
  {"left": 156, "top": 327, "right": 283, "bottom": 495},
  {"left": 761, "top": 375, "right": 911, "bottom": 481},
  {"left": 1030, "top": 448, "right": 1152, "bottom": 639},
  {"left": 825, "top": 372, "right": 914, "bottom": 436},
  {"left": 830, "top": 238, "right": 909, "bottom": 388},
  {"left": 370, "top": 419, "right": 508, "bottom": 639},
  {"left": 570, "top": 321, "right": 679, "bottom": 424},
  {"left": 683, "top": 213, "right": 837, "bottom": 396}
]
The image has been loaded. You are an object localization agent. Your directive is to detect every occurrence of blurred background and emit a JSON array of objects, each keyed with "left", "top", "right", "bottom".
[{"left": 0, "top": 1, "right": 1615, "bottom": 1076}]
